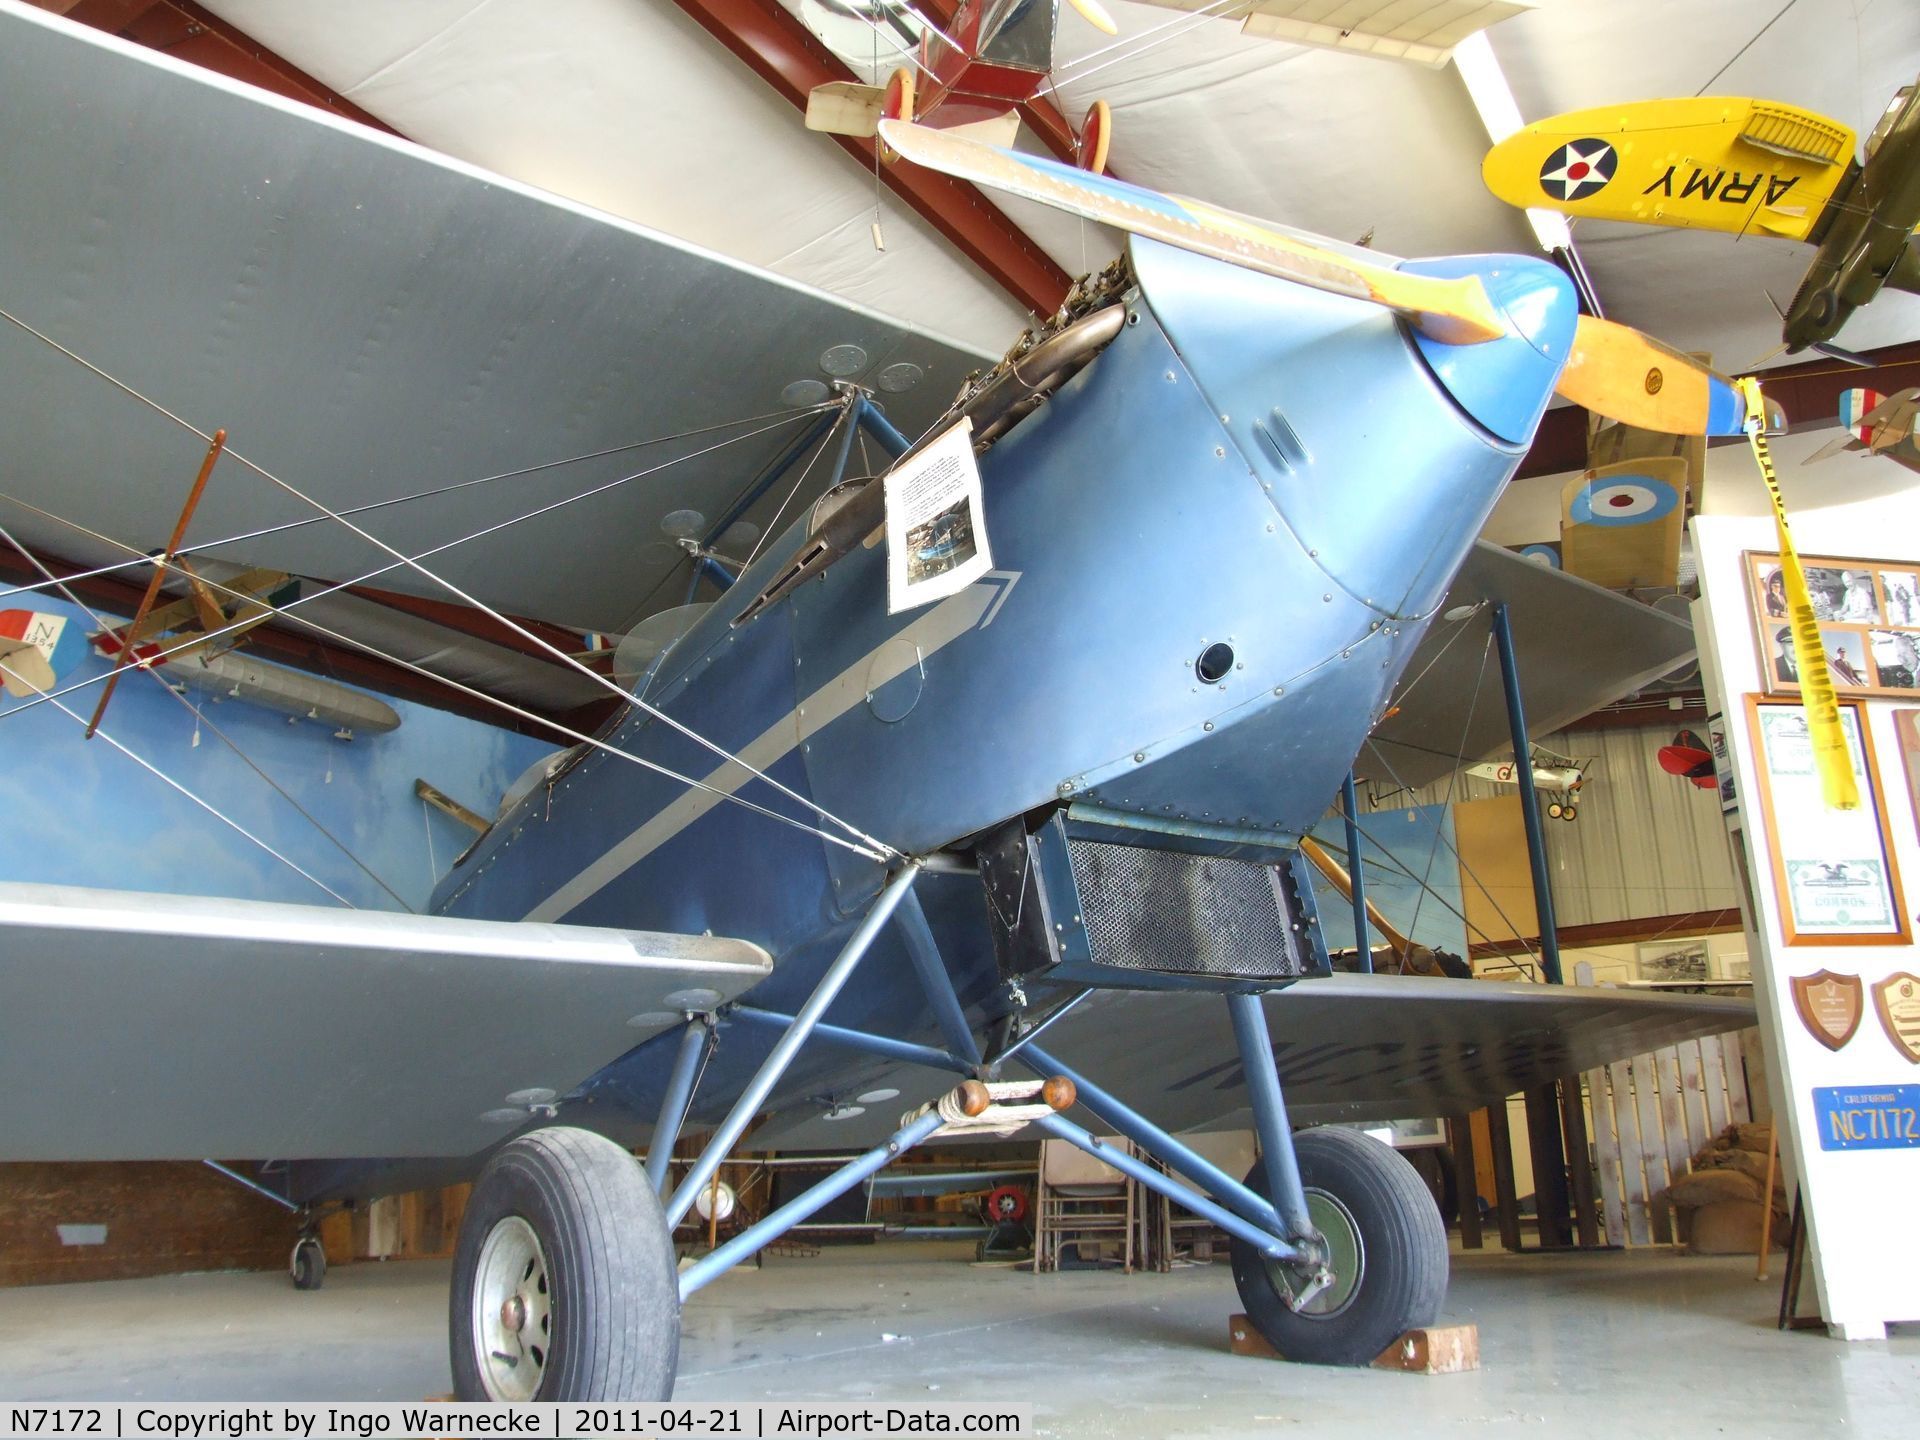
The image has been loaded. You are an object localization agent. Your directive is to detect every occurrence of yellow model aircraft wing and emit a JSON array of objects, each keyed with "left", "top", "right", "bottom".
[{"left": 1483, "top": 97, "right": 1856, "bottom": 240}]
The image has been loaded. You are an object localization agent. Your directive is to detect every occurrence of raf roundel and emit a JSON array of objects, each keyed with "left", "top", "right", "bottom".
[
  {"left": 1538, "top": 139, "right": 1617, "bottom": 202},
  {"left": 1569, "top": 473, "right": 1680, "bottom": 527}
]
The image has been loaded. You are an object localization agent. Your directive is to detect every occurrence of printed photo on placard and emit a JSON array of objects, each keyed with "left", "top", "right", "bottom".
[
  {"left": 1883, "top": 571, "right": 1920, "bottom": 625},
  {"left": 1747, "top": 551, "right": 1920, "bottom": 699},
  {"left": 1870, "top": 631, "right": 1920, "bottom": 691},
  {"left": 1747, "top": 697, "right": 1911, "bottom": 945},
  {"left": 1822, "top": 628, "right": 1870, "bottom": 686}
]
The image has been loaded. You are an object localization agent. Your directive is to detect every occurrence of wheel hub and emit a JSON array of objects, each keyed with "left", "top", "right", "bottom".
[
  {"left": 1268, "top": 1188, "right": 1366, "bottom": 1317},
  {"left": 472, "top": 1216, "right": 553, "bottom": 1401}
]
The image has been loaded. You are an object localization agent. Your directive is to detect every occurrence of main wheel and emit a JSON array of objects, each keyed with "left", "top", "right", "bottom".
[
  {"left": 1229, "top": 1127, "right": 1448, "bottom": 1365},
  {"left": 450, "top": 1127, "right": 680, "bottom": 1401},
  {"left": 290, "top": 1236, "right": 326, "bottom": 1291}
]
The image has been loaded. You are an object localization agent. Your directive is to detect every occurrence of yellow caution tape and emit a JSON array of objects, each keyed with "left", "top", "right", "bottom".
[{"left": 1738, "top": 376, "right": 1858, "bottom": 810}]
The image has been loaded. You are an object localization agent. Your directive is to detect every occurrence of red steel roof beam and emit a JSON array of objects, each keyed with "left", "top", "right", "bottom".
[{"left": 669, "top": 0, "right": 1070, "bottom": 317}]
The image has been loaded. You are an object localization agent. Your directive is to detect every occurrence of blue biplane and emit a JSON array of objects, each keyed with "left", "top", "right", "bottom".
[{"left": 0, "top": 2, "right": 1756, "bottom": 1401}]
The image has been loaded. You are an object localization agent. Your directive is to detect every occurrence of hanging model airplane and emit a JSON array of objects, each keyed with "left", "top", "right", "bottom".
[
  {"left": 1805, "top": 386, "right": 1920, "bottom": 475},
  {"left": 805, "top": 0, "right": 1541, "bottom": 173},
  {"left": 1466, "top": 747, "right": 1589, "bottom": 821},
  {"left": 1481, "top": 81, "right": 1920, "bottom": 360},
  {"left": 0, "top": 4, "right": 1759, "bottom": 1404}
]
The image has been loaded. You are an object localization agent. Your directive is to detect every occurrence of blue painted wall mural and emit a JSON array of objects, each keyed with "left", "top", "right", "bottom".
[
  {"left": 1308, "top": 802, "right": 1468, "bottom": 961},
  {"left": 0, "top": 596, "right": 556, "bottom": 912}
]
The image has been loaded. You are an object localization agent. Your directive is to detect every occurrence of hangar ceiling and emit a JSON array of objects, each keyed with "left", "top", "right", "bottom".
[
  {"left": 177, "top": 0, "right": 1920, "bottom": 364},
  {"left": 10, "top": 0, "right": 1920, "bottom": 740}
]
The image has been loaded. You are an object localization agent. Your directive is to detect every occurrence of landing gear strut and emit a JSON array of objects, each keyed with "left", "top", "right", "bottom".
[{"left": 289, "top": 1233, "right": 326, "bottom": 1291}]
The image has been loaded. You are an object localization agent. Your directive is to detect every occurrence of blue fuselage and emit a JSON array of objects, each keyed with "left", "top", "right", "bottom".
[{"left": 430, "top": 239, "right": 1572, "bottom": 1142}]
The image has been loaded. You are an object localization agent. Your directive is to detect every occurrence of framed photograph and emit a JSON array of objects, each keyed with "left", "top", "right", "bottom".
[
  {"left": 1636, "top": 940, "right": 1709, "bottom": 982},
  {"left": 1746, "top": 551, "right": 1920, "bottom": 699},
  {"left": 1746, "top": 697, "right": 1911, "bottom": 946}
]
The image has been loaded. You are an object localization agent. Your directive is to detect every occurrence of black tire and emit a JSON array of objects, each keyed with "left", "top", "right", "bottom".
[
  {"left": 1230, "top": 1127, "right": 1449, "bottom": 1365},
  {"left": 290, "top": 1237, "right": 325, "bottom": 1291},
  {"left": 450, "top": 1127, "right": 679, "bottom": 1402}
]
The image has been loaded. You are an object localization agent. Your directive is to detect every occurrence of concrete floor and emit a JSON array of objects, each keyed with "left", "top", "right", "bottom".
[{"left": 1, "top": 1241, "right": 1915, "bottom": 1437}]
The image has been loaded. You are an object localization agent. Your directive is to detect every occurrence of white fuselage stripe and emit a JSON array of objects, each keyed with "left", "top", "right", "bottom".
[{"left": 523, "top": 576, "right": 1012, "bottom": 922}]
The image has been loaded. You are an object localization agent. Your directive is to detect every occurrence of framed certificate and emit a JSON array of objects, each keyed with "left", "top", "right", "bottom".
[{"left": 1746, "top": 697, "right": 1910, "bottom": 945}]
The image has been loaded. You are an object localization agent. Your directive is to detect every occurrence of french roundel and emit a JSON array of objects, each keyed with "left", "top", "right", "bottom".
[
  {"left": 1539, "top": 139, "right": 1616, "bottom": 202},
  {"left": 1569, "top": 474, "right": 1679, "bottom": 527}
]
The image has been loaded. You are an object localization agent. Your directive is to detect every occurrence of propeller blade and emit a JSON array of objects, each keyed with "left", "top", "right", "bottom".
[
  {"left": 1813, "top": 338, "right": 1876, "bottom": 368},
  {"left": 1555, "top": 316, "right": 1754, "bottom": 436},
  {"left": 878, "top": 119, "right": 1507, "bottom": 345},
  {"left": 1066, "top": 0, "right": 1120, "bottom": 35}
]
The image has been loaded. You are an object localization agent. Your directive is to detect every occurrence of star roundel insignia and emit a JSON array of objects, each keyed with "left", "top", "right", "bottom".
[{"left": 1539, "top": 139, "right": 1616, "bottom": 202}]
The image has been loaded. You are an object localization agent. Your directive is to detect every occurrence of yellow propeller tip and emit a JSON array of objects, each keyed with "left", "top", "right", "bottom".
[{"left": 1068, "top": 0, "right": 1120, "bottom": 35}]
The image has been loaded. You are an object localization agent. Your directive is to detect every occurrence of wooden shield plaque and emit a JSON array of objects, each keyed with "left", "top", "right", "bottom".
[
  {"left": 1793, "top": 970, "right": 1864, "bottom": 1051},
  {"left": 1872, "top": 972, "right": 1920, "bottom": 1063}
]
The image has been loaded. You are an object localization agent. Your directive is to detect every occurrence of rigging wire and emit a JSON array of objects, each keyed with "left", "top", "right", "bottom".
[
  {"left": 1337, "top": 806, "right": 1534, "bottom": 970},
  {"left": 743, "top": 399, "right": 849, "bottom": 571},
  {"left": 0, "top": 303, "right": 896, "bottom": 859},
  {"left": 1407, "top": 628, "right": 1493, "bottom": 939},
  {"left": 0, "top": 653, "right": 354, "bottom": 907},
  {"left": 0, "top": 519, "right": 417, "bottom": 911},
  {"left": 0, "top": 402, "right": 834, "bottom": 605},
  {"left": 1046, "top": 0, "right": 1259, "bottom": 95},
  {"left": 0, "top": 409, "right": 818, "bottom": 665},
  {"left": 0, "top": 502, "right": 891, "bottom": 864}
]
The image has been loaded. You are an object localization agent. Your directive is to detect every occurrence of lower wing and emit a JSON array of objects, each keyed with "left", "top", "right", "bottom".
[{"left": 0, "top": 882, "right": 770, "bottom": 1161}]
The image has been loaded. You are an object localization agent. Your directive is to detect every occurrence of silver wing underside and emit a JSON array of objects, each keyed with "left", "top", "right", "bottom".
[
  {"left": 0, "top": 882, "right": 770, "bottom": 1160},
  {"left": 0, "top": 880, "right": 1751, "bottom": 1174},
  {"left": 1361, "top": 543, "right": 1697, "bottom": 791},
  {"left": 0, "top": 6, "right": 985, "bottom": 637},
  {"left": 748, "top": 975, "right": 1754, "bottom": 1149}
]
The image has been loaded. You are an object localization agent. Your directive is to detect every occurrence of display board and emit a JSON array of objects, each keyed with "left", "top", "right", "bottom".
[{"left": 1695, "top": 512, "right": 1920, "bottom": 1341}]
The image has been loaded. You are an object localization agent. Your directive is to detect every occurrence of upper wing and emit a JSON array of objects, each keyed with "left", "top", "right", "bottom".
[
  {"left": 1482, "top": 97, "right": 1856, "bottom": 241},
  {"left": 0, "top": 882, "right": 770, "bottom": 1160},
  {"left": 745, "top": 974, "right": 1753, "bottom": 1149},
  {"left": 1361, "top": 542, "right": 1696, "bottom": 791},
  {"left": 0, "top": 7, "right": 984, "bottom": 637}
]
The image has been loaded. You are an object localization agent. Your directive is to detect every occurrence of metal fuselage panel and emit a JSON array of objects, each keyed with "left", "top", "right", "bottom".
[{"left": 431, "top": 245, "right": 1529, "bottom": 1139}]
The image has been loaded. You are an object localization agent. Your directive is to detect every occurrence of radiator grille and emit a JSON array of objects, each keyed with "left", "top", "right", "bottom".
[{"left": 1066, "top": 839, "right": 1303, "bottom": 979}]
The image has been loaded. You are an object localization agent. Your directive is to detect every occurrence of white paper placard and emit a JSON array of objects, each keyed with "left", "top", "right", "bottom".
[{"left": 884, "top": 417, "right": 991, "bottom": 614}]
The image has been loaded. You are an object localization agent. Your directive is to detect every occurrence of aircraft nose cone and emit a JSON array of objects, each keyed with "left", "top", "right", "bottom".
[{"left": 1398, "top": 254, "right": 1578, "bottom": 445}]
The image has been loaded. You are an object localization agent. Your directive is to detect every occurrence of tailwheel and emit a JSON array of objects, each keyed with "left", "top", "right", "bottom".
[
  {"left": 1079, "top": 98, "right": 1112, "bottom": 175},
  {"left": 1229, "top": 1127, "right": 1448, "bottom": 1365},
  {"left": 290, "top": 1234, "right": 326, "bottom": 1291},
  {"left": 451, "top": 1127, "right": 680, "bottom": 1401}
]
